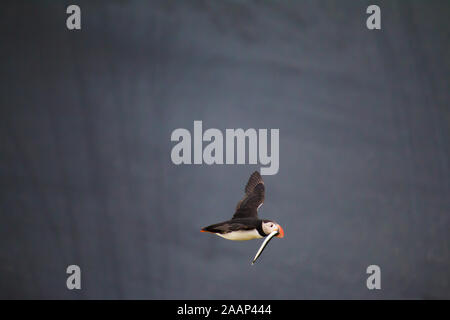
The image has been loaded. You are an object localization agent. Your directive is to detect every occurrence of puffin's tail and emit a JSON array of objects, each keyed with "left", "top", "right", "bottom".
[{"left": 201, "top": 225, "right": 216, "bottom": 233}]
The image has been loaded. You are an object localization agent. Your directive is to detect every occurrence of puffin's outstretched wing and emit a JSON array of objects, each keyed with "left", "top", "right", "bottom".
[{"left": 232, "top": 171, "right": 265, "bottom": 219}]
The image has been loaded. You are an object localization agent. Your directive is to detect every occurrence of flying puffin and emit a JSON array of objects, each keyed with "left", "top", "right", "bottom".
[{"left": 201, "top": 171, "right": 284, "bottom": 241}]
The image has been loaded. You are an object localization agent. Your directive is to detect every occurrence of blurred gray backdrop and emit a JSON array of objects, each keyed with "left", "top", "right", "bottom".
[{"left": 0, "top": 0, "right": 449, "bottom": 299}]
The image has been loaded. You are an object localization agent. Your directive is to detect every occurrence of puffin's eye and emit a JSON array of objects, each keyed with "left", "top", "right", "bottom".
[{"left": 270, "top": 224, "right": 273, "bottom": 227}]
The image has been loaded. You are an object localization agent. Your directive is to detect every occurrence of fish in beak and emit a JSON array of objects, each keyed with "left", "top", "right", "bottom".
[{"left": 252, "top": 230, "right": 280, "bottom": 265}]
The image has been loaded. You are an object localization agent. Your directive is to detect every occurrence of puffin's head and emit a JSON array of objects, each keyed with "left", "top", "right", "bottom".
[{"left": 262, "top": 220, "right": 284, "bottom": 238}]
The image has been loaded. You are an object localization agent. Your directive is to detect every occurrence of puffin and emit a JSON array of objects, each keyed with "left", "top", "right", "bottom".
[{"left": 201, "top": 171, "right": 284, "bottom": 246}]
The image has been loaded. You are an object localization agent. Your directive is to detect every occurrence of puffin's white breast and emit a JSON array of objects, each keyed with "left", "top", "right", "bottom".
[{"left": 216, "top": 229, "right": 263, "bottom": 241}]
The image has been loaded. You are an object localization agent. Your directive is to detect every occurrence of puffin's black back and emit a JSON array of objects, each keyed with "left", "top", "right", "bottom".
[{"left": 202, "top": 218, "right": 262, "bottom": 234}]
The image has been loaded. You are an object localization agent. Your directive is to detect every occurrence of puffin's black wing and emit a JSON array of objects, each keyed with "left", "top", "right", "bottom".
[{"left": 232, "top": 171, "right": 265, "bottom": 219}]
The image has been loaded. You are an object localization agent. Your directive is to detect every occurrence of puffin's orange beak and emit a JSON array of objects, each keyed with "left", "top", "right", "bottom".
[{"left": 276, "top": 224, "right": 284, "bottom": 238}]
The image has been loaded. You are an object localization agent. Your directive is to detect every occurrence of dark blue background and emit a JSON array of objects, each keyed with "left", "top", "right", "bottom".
[{"left": 0, "top": 0, "right": 449, "bottom": 299}]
